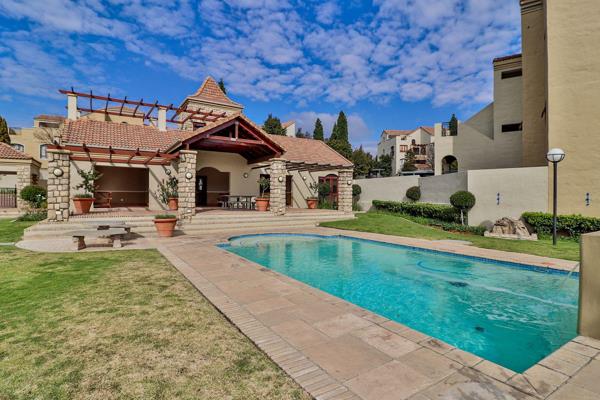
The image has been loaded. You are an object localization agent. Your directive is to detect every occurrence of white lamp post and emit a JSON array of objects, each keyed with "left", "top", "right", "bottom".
[{"left": 546, "top": 148, "right": 565, "bottom": 246}]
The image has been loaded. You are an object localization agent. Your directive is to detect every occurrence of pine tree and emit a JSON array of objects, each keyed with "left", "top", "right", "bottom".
[
  {"left": 327, "top": 111, "right": 352, "bottom": 159},
  {"left": 218, "top": 78, "right": 227, "bottom": 94},
  {"left": 449, "top": 113, "right": 458, "bottom": 136},
  {"left": 402, "top": 150, "right": 417, "bottom": 172},
  {"left": 262, "top": 114, "right": 285, "bottom": 135},
  {"left": 313, "top": 118, "right": 324, "bottom": 141},
  {"left": 0, "top": 116, "right": 10, "bottom": 144},
  {"left": 336, "top": 111, "right": 348, "bottom": 142},
  {"left": 330, "top": 122, "right": 338, "bottom": 141}
]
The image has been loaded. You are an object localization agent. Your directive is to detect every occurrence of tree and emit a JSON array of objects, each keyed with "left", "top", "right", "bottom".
[
  {"left": 450, "top": 190, "right": 476, "bottom": 225},
  {"left": 374, "top": 154, "right": 392, "bottom": 177},
  {"left": 263, "top": 114, "right": 286, "bottom": 135},
  {"left": 327, "top": 111, "right": 352, "bottom": 159},
  {"left": 449, "top": 113, "right": 458, "bottom": 136},
  {"left": 295, "top": 127, "right": 312, "bottom": 138},
  {"left": 402, "top": 150, "right": 417, "bottom": 172},
  {"left": 0, "top": 116, "right": 10, "bottom": 144},
  {"left": 218, "top": 78, "right": 227, "bottom": 94},
  {"left": 351, "top": 146, "right": 373, "bottom": 178},
  {"left": 313, "top": 118, "right": 324, "bottom": 141}
]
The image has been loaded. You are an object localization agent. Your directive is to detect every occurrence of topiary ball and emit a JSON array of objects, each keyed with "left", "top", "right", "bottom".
[
  {"left": 450, "top": 190, "right": 476, "bottom": 210},
  {"left": 406, "top": 186, "right": 421, "bottom": 202}
]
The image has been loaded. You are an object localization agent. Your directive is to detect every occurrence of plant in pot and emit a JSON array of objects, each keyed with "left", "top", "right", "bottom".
[
  {"left": 158, "top": 176, "right": 179, "bottom": 210},
  {"left": 306, "top": 182, "right": 319, "bottom": 209},
  {"left": 153, "top": 214, "right": 178, "bottom": 237},
  {"left": 255, "top": 176, "right": 270, "bottom": 211},
  {"left": 73, "top": 166, "right": 102, "bottom": 214}
]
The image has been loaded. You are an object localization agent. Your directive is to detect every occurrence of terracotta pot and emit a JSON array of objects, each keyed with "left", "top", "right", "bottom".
[
  {"left": 153, "top": 218, "right": 177, "bottom": 237},
  {"left": 255, "top": 197, "right": 270, "bottom": 212},
  {"left": 306, "top": 198, "right": 318, "bottom": 209},
  {"left": 167, "top": 197, "right": 178, "bottom": 211},
  {"left": 73, "top": 197, "right": 94, "bottom": 214}
]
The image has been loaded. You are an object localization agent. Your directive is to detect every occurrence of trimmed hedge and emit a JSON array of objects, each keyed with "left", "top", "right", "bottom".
[
  {"left": 522, "top": 212, "right": 600, "bottom": 238},
  {"left": 372, "top": 200, "right": 460, "bottom": 223}
]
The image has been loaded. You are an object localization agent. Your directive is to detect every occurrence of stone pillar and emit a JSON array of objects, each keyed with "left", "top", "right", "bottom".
[
  {"left": 579, "top": 231, "right": 600, "bottom": 339},
  {"left": 269, "top": 159, "right": 287, "bottom": 216},
  {"left": 47, "top": 149, "right": 71, "bottom": 221},
  {"left": 177, "top": 150, "right": 197, "bottom": 221},
  {"left": 338, "top": 169, "right": 354, "bottom": 213},
  {"left": 67, "top": 94, "right": 78, "bottom": 121},
  {"left": 16, "top": 164, "right": 33, "bottom": 212}
]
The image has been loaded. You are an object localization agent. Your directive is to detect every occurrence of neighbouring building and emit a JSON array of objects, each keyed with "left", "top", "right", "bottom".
[
  {"left": 32, "top": 76, "right": 353, "bottom": 221},
  {"left": 376, "top": 127, "right": 434, "bottom": 176},
  {"left": 282, "top": 120, "right": 297, "bottom": 137},
  {"left": 433, "top": 0, "right": 600, "bottom": 217}
]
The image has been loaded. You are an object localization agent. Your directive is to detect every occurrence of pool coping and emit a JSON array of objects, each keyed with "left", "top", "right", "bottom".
[{"left": 157, "top": 227, "right": 597, "bottom": 400}]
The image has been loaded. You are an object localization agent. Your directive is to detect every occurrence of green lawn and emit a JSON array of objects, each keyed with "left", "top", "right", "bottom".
[
  {"left": 0, "top": 218, "right": 36, "bottom": 242},
  {"left": 0, "top": 220, "right": 308, "bottom": 400},
  {"left": 321, "top": 212, "right": 580, "bottom": 261}
]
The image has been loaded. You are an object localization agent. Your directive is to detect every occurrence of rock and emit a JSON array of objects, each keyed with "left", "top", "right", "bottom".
[{"left": 485, "top": 217, "right": 538, "bottom": 240}]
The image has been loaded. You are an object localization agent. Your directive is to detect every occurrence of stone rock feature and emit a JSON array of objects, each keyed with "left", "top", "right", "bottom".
[{"left": 484, "top": 217, "right": 538, "bottom": 240}]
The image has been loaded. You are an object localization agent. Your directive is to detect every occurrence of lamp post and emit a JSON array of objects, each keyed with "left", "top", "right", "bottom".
[{"left": 546, "top": 148, "right": 565, "bottom": 246}]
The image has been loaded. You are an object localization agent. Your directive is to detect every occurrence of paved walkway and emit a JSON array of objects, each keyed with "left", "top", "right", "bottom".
[{"left": 153, "top": 228, "right": 597, "bottom": 400}]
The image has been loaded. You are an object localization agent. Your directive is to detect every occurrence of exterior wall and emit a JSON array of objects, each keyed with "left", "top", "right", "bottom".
[
  {"left": 579, "top": 231, "right": 600, "bottom": 339},
  {"left": 546, "top": 0, "right": 600, "bottom": 217},
  {"left": 466, "top": 167, "right": 547, "bottom": 227},
  {"left": 269, "top": 159, "right": 287, "bottom": 215},
  {"left": 419, "top": 172, "right": 468, "bottom": 204},
  {"left": 493, "top": 58, "right": 523, "bottom": 141},
  {"left": 0, "top": 164, "right": 20, "bottom": 187},
  {"left": 377, "top": 128, "right": 434, "bottom": 175},
  {"left": 177, "top": 150, "right": 197, "bottom": 220},
  {"left": 82, "top": 110, "right": 144, "bottom": 125},
  {"left": 179, "top": 99, "right": 243, "bottom": 131},
  {"left": 354, "top": 176, "right": 420, "bottom": 210},
  {"left": 520, "top": 0, "right": 548, "bottom": 167},
  {"left": 9, "top": 127, "right": 52, "bottom": 185}
]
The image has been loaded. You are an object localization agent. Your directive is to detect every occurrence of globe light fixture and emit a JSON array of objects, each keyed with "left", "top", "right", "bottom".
[
  {"left": 243, "top": 172, "right": 249, "bottom": 179},
  {"left": 165, "top": 169, "right": 172, "bottom": 176},
  {"left": 278, "top": 176, "right": 284, "bottom": 182},
  {"left": 185, "top": 172, "right": 193, "bottom": 180},
  {"left": 52, "top": 168, "right": 64, "bottom": 177},
  {"left": 346, "top": 179, "right": 352, "bottom": 185},
  {"left": 546, "top": 148, "right": 565, "bottom": 246}
]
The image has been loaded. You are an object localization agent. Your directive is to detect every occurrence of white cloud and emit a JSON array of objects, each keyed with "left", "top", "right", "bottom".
[
  {"left": 289, "top": 111, "right": 371, "bottom": 144},
  {"left": 315, "top": 1, "right": 340, "bottom": 25}
]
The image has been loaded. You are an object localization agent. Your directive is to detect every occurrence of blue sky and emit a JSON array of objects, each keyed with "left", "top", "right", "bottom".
[{"left": 0, "top": 0, "right": 521, "bottom": 153}]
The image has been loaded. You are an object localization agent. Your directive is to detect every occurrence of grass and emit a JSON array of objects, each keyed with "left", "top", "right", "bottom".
[
  {"left": 321, "top": 212, "right": 580, "bottom": 261},
  {"left": 0, "top": 220, "right": 309, "bottom": 400},
  {"left": 0, "top": 218, "right": 37, "bottom": 242}
]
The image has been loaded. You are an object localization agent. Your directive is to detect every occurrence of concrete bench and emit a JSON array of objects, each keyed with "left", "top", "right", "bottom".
[
  {"left": 85, "top": 221, "right": 132, "bottom": 233},
  {"left": 70, "top": 228, "right": 128, "bottom": 250}
]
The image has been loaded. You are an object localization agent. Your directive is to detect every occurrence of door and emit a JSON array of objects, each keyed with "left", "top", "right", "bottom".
[
  {"left": 286, "top": 176, "right": 292, "bottom": 207},
  {"left": 196, "top": 175, "right": 208, "bottom": 206}
]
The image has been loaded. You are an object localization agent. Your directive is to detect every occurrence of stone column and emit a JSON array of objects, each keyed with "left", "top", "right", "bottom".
[
  {"left": 579, "top": 231, "right": 600, "bottom": 339},
  {"left": 16, "top": 164, "right": 33, "bottom": 212},
  {"left": 269, "top": 159, "right": 287, "bottom": 216},
  {"left": 338, "top": 169, "right": 354, "bottom": 213},
  {"left": 47, "top": 149, "right": 71, "bottom": 221},
  {"left": 177, "top": 150, "right": 197, "bottom": 221}
]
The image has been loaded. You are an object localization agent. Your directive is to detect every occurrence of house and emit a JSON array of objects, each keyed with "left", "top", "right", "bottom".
[
  {"left": 282, "top": 120, "right": 296, "bottom": 137},
  {"left": 38, "top": 77, "right": 353, "bottom": 221},
  {"left": 433, "top": 0, "right": 600, "bottom": 217},
  {"left": 0, "top": 142, "right": 41, "bottom": 209},
  {"left": 376, "top": 127, "right": 434, "bottom": 176}
]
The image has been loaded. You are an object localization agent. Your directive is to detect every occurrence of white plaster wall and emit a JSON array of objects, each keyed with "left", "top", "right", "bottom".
[
  {"left": 354, "top": 176, "right": 420, "bottom": 210},
  {"left": 419, "top": 172, "right": 467, "bottom": 204}
]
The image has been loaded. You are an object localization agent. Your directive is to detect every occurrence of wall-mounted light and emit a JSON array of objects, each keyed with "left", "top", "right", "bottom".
[
  {"left": 302, "top": 176, "right": 307, "bottom": 181},
  {"left": 496, "top": 193, "right": 501, "bottom": 205},
  {"left": 52, "top": 168, "right": 64, "bottom": 177},
  {"left": 243, "top": 172, "right": 249, "bottom": 179},
  {"left": 586, "top": 193, "right": 591, "bottom": 207},
  {"left": 185, "top": 172, "right": 193, "bottom": 180},
  {"left": 346, "top": 179, "right": 352, "bottom": 185},
  {"left": 278, "top": 176, "right": 284, "bottom": 182}
]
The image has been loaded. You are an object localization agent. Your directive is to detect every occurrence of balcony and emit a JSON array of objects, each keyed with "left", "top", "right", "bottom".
[{"left": 441, "top": 121, "right": 457, "bottom": 137}]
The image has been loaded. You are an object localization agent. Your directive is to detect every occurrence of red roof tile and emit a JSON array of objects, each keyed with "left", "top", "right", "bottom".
[
  {"left": 188, "top": 77, "right": 243, "bottom": 108},
  {"left": 0, "top": 142, "right": 31, "bottom": 160},
  {"left": 268, "top": 135, "right": 353, "bottom": 167},
  {"left": 420, "top": 126, "right": 434, "bottom": 135}
]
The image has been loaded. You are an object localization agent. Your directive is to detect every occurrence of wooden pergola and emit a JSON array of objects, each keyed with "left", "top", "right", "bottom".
[
  {"left": 251, "top": 160, "right": 351, "bottom": 172},
  {"left": 59, "top": 89, "right": 228, "bottom": 127},
  {"left": 48, "top": 143, "right": 178, "bottom": 166}
]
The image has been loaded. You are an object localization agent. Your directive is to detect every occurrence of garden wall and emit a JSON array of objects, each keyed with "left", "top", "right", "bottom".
[
  {"left": 354, "top": 176, "right": 419, "bottom": 211},
  {"left": 419, "top": 172, "right": 467, "bottom": 204}
]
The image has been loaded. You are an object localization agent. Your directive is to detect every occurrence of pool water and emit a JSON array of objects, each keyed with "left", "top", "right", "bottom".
[{"left": 220, "top": 234, "right": 579, "bottom": 372}]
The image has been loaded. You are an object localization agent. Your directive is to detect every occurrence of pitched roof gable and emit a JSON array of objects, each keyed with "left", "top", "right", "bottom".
[
  {"left": 188, "top": 77, "right": 243, "bottom": 108},
  {"left": 267, "top": 135, "right": 353, "bottom": 167},
  {"left": 0, "top": 142, "right": 31, "bottom": 160}
]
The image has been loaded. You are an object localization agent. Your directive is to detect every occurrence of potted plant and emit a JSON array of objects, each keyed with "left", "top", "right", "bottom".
[
  {"left": 255, "top": 176, "right": 270, "bottom": 211},
  {"left": 73, "top": 166, "right": 102, "bottom": 214},
  {"left": 158, "top": 176, "right": 179, "bottom": 210},
  {"left": 153, "top": 214, "right": 178, "bottom": 237},
  {"left": 306, "top": 182, "right": 319, "bottom": 209}
]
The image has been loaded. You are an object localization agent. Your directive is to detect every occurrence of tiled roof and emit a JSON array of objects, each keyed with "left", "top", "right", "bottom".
[
  {"left": 420, "top": 126, "right": 434, "bottom": 135},
  {"left": 34, "top": 114, "right": 65, "bottom": 122},
  {"left": 63, "top": 119, "right": 190, "bottom": 152},
  {"left": 268, "top": 135, "right": 353, "bottom": 167},
  {"left": 188, "top": 77, "right": 243, "bottom": 108},
  {"left": 0, "top": 142, "right": 31, "bottom": 160},
  {"left": 383, "top": 129, "right": 413, "bottom": 136},
  {"left": 493, "top": 53, "right": 522, "bottom": 63}
]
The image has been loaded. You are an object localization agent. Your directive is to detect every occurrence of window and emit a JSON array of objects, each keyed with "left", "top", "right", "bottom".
[
  {"left": 411, "top": 139, "right": 416, "bottom": 145},
  {"left": 390, "top": 146, "right": 395, "bottom": 157},
  {"left": 401, "top": 136, "right": 407, "bottom": 141},
  {"left": 11, "top": 143, "right": 24, "bottom": 152},
  {"left": 502, "top": 123, "right": 522, "bottom": 133},
  {"left": 40, "top": 144, "right": 48, "bottom": 159},
  {"left": 501, "top": 69, "right": 522, "bottom": 79},
  {"left": 39, "top": 121, "right": 60, "bottom": 128}
]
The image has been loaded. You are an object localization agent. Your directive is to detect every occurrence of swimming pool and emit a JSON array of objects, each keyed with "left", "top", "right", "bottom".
[{"left": 220, "top": 234, "right": 578, "bottom": 373}]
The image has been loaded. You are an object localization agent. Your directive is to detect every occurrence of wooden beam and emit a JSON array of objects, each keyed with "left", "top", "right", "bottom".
[
  {"left": 59, "top": 144, "right": 178, "bottom": 159},
  {"left": 70, "top": 155, "right": 170, "bottom": 165}
]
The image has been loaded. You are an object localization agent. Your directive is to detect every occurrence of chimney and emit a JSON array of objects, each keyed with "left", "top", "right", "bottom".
[
  {"left": 158, "top": 107, "right": 167, "bottom": 131},
  {"left": 67, "top": 93, "right": 78, "bottom": 120}
]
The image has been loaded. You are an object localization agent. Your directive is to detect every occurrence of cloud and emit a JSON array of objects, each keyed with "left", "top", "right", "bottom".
[
  {"left": 289, "top": 111, "right": 371, "bottom": 144},
  {"left": 315, "top": 1, "right": 340, "bottom": 25}
]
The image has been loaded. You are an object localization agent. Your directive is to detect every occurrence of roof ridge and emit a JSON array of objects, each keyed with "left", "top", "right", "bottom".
[{"left": 189, "top": 76, "right": 242, "bottom": 108}]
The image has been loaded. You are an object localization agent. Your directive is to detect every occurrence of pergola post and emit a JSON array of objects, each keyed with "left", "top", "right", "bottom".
[
  {"left": 47, "top": 149, "right": 71, "bottom": 221},
  {"left": 269, "top": 158, "right": 287, "bottom": 216},
  {"left": 338, "top": 169, "right": 354, "bottom": 213},
  {"left": 178, "top": 150, "right": 197, "bottom": 221}
]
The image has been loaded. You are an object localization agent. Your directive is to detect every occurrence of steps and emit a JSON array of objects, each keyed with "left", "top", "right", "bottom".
[{"left": 22, "top": 211, "right": 354, "bottom": 240}]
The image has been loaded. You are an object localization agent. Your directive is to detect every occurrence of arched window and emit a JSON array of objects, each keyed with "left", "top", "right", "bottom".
[
  {"left": 442, "top": 155, "right": 458, "bottom": 174},
  {"left": 11, "top": 143, "right": 24, "bottom": 152},
  {"left": 39, "top": 144, "right": 48, "bottom": 159}
]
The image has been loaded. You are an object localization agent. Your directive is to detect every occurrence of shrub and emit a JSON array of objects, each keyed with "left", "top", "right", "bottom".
[
  {"left": 74, "top": 166, "right": 102, "bottom": 196},
  {"left": 450, "top": 191, "right": 476, "bottom": 225},
  {"left": 522, "top": 212, "right": 600, "bottom": 238},
  {"left": 154, "top": 214, "right": 177, "bottom": 219},
  {"left": 372, "top": 200, "right": 460, "bottom": 223},
  {"left": 352, "top": 184, "right": 362, "bottom": 198},
  {"left": 19, "top": 185, "right": 47, "bottom": 209},
  {"left": 406, "top": 186, "right": 421, "bottom": 202},
  {"left": 318, "top": 200, "right": 335, "bottom": 210},
  {"left": 17, "top": 210, "right": 47, "bottom": 221}
]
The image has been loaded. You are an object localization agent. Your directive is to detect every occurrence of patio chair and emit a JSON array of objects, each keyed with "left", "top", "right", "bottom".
[{"left": 95, "top": 191, "right": 112, "bottom": 208}]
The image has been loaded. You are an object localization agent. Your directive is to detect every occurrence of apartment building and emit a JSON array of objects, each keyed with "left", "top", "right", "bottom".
[{"left": 376, "top": 127, "right": 434, "bottom": 176}]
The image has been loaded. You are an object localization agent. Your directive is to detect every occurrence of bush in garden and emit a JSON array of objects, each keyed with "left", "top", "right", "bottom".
[
  {"left": 19, "top": 185, "right": 47, "bottom": 209},
  {"left": 406, "top": 186, "right": 421, "bottom": 202},
  {"left": 449, "top": 191, "right": 476, "bottom": 225},
  {"left": 372, "top": 200, "right": 460, "bottom": 223},
  {"left": 522, "top": 212, "right": 600, "bottom": 239}
]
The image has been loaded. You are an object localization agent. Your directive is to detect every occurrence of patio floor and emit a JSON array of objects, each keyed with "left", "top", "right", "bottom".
[{"left": 153, "top": 227, "right": 598, "bottom": 400}]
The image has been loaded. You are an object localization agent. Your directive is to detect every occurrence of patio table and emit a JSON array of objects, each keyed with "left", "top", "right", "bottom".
[{"left": 224, "top": 195, "right": 255, "bottom": 210}]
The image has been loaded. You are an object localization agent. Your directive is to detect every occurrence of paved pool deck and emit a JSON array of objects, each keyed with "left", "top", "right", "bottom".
[{"left": 151, "top": 227, "right": 598, "bottom": 400}]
